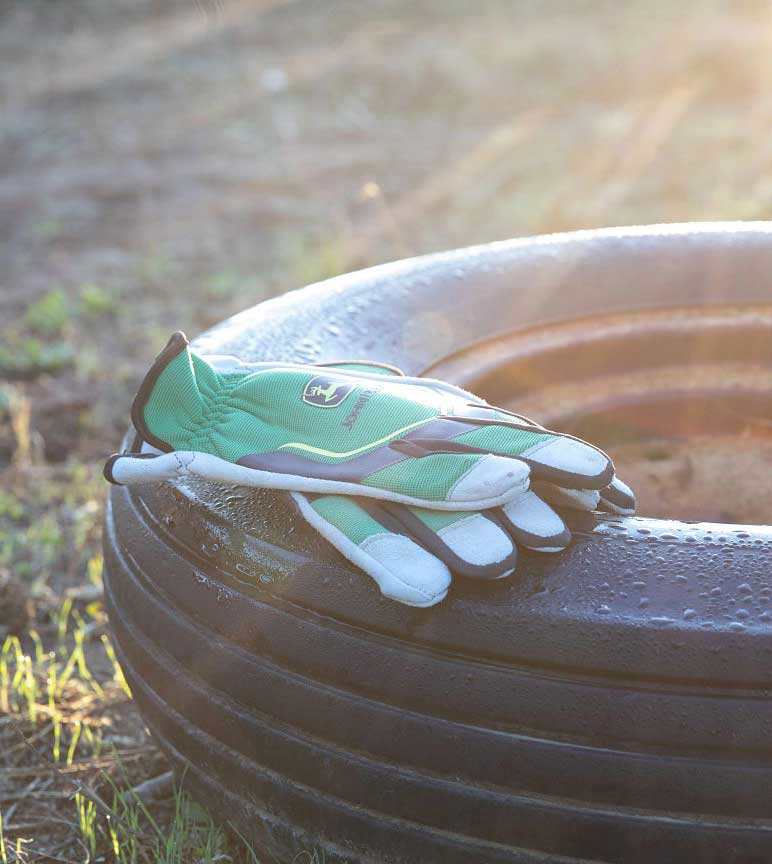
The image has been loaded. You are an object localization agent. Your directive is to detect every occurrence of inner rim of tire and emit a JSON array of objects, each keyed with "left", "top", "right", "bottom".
[{"left": 428, "top": 304, "right": 772, "bottom": 525}]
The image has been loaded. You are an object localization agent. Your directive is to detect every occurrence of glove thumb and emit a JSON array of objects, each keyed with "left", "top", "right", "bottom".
[{"left": 103, "top": 451, "right": 191, "bottom": 485}]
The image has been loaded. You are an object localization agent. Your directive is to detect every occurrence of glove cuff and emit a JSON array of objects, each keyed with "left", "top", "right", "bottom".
[{"left": 130, "top": 330, "right": 189, "bottom": 453}]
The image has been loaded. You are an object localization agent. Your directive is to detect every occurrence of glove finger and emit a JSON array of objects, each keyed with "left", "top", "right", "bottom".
[
  {"left": 598, "top": 476, "right": 637, "bottom": 515},
  {"left": 499, "top": 490, "right": 571, "bottom": 553},
  {"left": 291, "top": 493, "right": 450, "bottom": 608},
  {"left": 370, "top": 501, "right": 517, "bottom": 581},
  {"left": 359, "top": 451, "right": 531, "bottom": 509},
  {"left": 105, "top": 449, "right": 250, "bottom": 487},
  {"left": 531, "top": 481, "right": 601, "bottom": 513},
  {"left": 437, "top": 414, "right": 613, "bottom": 491},
  {"left": 516, "top": 435, "right": 614, "bottom": 490}
]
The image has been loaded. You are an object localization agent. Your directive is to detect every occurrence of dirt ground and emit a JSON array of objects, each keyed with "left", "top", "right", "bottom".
[{"left": 2, "top": 0, "right": 772, "bottom": 860}]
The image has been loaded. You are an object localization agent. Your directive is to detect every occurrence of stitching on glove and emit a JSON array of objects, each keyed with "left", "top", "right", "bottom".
[{"left": 173, "top": 452, "right": 196, "bottom": 473}]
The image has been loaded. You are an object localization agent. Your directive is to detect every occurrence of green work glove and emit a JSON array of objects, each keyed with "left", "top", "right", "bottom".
[
  {"left": 106, "top": 332, "right": 618, "bottom": 508},
  {"left": 105, "top": 334, "right": 635, "bottom": 607},
  {"left": 288, "top": 361, "right": 633, "bottom": 606}
]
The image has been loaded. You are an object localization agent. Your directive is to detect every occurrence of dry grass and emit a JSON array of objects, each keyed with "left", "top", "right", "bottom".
[{"left": 2, "top": 0, "right": 772, "bottom": 859}]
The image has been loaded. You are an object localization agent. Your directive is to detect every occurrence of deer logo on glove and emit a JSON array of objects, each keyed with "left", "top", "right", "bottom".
[{"left": 302, "top": 376, "right": 354, "bottom": 408}]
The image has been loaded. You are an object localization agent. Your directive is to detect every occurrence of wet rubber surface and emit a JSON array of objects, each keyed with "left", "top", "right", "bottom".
[{"left": 104, "top": 224, "right": 772, "bottom": 863}]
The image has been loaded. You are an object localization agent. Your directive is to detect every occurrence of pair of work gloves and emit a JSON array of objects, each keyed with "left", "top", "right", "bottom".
[{"left": 105, "top": 332, "right": 635, "bottom": 607}]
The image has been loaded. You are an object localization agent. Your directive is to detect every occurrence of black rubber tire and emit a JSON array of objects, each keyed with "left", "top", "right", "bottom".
[{"left": 103, "top": 223, "right": 772, "bottom": 864}]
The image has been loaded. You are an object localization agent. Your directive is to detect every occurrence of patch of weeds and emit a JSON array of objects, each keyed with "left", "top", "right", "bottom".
[
  {"left": 0, "top": 598, "right": 265, "bottom": 860},
  {"left": 1, "top": 591, "right": 135, "bottom": 859},
  {"left": 3, "top": 515, "right": 63, "bottom": 585},
  {"left": 205, "top": 268, "right": 245, "bottom": 300},
  {"left": 0, "top": 290, "right": 75, "bottom": 378},
  {"left": 104, "top": 777, "right": 256, "bottom": 864},
  {"left": 0, "top": 595, "right": 134, "bottom": 859},
  {"left": 0, "top": 336, "right": 73, "bottom": 379},
  {"left": 24, "top": 289, "right": 68, "bottom": 338},
  {"left": 75, "top": 790, "right": 98, "bottom": 859},
  {"left": 77, "top": 283, "right": 117, "bottom": 319},
  {"left": 0, "top": 464, "right": 103, "bottom": 596},
  {"left": 0, "top": 582, "right": 330, "bottom": 861},
  {"left": 0, "top": 486, "right": 25, "bottom": 522}
]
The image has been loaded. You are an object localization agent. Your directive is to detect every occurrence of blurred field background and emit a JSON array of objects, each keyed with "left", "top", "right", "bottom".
[{"left": 2, "top": 0, "right": 772, "bottom": 860}]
